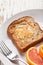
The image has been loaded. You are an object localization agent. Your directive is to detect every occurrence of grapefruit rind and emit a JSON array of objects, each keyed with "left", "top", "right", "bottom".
[
  {"left": 39, "top": 44, "right": 43, "bottom": 59},
  {"left": 26, "top": 47, "right": 37, "bottom": 65}
]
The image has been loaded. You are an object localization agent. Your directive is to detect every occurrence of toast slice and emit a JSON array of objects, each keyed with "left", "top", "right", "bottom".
[{"left": 7, "top": 16, "right": 43, "bottom": 52}]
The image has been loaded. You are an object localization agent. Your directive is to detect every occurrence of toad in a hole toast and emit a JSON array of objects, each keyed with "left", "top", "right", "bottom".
[{"left": 7, "top": 16, "right": 43, "bottom": 52}]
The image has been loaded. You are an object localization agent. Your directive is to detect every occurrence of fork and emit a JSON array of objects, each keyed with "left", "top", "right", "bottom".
[{"left": 0, "top": 41, "right": 28, "bottom": 65}]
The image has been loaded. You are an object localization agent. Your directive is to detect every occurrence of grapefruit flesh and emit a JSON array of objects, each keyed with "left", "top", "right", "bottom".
[{"left": 26, "top": 47, "right": 43, "bottom": 65}]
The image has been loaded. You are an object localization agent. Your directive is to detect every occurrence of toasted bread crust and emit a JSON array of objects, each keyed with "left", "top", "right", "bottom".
[{"left": 7, "top": 16, "right": 43, "bottom": 52}]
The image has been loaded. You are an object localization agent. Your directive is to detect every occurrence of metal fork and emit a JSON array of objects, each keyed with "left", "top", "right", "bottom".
[{"left": 0, "top": 41, "right": 28, "bottom": 65}]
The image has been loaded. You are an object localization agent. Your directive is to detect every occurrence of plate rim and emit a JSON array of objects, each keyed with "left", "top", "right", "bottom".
[{"left": 1, "top": 9, "right": 43, "bottom": 28}]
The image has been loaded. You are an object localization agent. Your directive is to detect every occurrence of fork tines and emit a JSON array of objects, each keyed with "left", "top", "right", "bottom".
[{"left": 0, "top": 41, "right": 12, "bottom": 56}]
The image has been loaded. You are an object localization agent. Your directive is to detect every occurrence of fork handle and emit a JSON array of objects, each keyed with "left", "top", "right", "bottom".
[
  {"left": 17, "top": 58, "right": 28, "bottom": 65},
  {"left": 12, "top": 58, "right": 28, "bottom": 65}
]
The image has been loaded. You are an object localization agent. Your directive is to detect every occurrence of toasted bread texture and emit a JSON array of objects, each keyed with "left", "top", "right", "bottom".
[{"left": 7, "top": 16, "right": 43, "bottom": 52}]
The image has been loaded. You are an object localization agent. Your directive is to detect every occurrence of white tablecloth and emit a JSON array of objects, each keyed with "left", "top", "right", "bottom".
[
  {"left": 0, "top": 0, "right": 43, "bottom": 65},
  {"left": 0, "top": 0, "right": 43, "bottom": 26}
]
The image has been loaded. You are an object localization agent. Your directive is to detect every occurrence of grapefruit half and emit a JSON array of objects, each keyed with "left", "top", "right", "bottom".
[{"left": 26, "top": 47, "right": 43, "bottom": 65}]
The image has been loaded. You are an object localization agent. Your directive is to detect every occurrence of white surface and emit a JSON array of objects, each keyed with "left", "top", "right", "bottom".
[
  {"left": 0, "top": 9, "right": 43, "bottom": 65},
  {"left": 0, "top": 0, "right": 43, "bottom": 25},
  {"left": 0, "top": 60, "right": 4, "bottom": 65}
]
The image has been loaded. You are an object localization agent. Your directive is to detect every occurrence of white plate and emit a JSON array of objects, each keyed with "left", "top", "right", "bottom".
[{"left": 0, "top": 9, "right": 43, "bottom": 65}]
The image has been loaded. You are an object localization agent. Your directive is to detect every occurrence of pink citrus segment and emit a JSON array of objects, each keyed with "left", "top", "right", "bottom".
[{"left": 26, "top": 47, "right": 43, "bottom": 65}]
